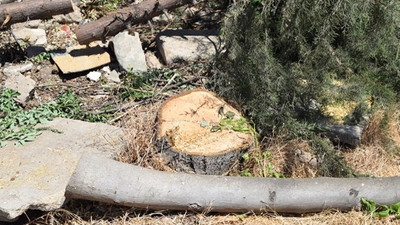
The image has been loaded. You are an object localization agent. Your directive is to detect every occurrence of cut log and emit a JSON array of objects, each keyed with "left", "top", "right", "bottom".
[
  {"left": 157, "top": 89, "right": 254, "bottom": 175},
  {"left": 0, "top": 0, "right": 74, "bottom": 28},
  {"left": 66, "top": 152, "right": 400, "bottom": 214},
  {"left": 76, "top": 0, "right": 193, "bottom": 44}
]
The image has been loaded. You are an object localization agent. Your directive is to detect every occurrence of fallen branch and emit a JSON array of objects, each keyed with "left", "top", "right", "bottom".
[
  {"left": 0, "top": 0, "right": 73, "bottom": 28},
  {"left": 76, "top": 0, "right": 193, "bottom": 44},
  {"left": 67, "top": 153, "right": 400, "bottom": 214}
]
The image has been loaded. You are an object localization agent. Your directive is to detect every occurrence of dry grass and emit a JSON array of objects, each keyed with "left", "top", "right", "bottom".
[
  {"left": 344, "top": 106, "right": 400, "bottom": 177},
  {"left": 343, "top": 145, "right": 400, "bottom": 177},
  {"left": 115, "top": 101, "right": 172, "bottom": 172},
  {"left": 26, "top": 203, "right": 400, "bottom": 225}
]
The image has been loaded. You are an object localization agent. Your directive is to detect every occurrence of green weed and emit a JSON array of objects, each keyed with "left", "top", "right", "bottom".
[
  {"left": 361, "top": 197, "right": 400, "bottom": 218},
  {"left": 0, "top": 88, "right": 107, "bottom": 147},
  {"left": 29, "top": 52, "right": 51, "bottom": 64},
  {"left": 118, "top": 69, "right": 182, "bottom": 101}
]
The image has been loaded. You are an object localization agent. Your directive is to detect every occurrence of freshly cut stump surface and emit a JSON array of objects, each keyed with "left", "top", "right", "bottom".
[{"left": 157, "top": 89, "right": 254, "bottom": 175}]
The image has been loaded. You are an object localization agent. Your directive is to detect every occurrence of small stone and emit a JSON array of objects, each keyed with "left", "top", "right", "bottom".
[
  {"left": 101, "top": 66, "right": 111, "bottom": 74},
  {"left": 24, "top": 20, "right": 42, "bottom": 28},
  {"left": 12, "top": 28, "right": 47, "bottom": 46},
  {"left": 4, "top": 74, "right": 36, "bottom": 105},
  {"left": 294, "top": 149, "right": 318, "bottom": 166},
  {"left": 112, "top": 31, "right": 147, "bottom": 72},
  {"left": 2, "top": 62, "right": 33, "bottom": 76},
  {"left": 11, "top": 20, "right": 42, "bottom": 29},
  {"left": 152, "top": 13, "right": 174, "bottom": 25},
  {"left": 107, "top": 70, "right": 121, "bottom": 83},
  {"left": 156, "top": 29, "right": 221, "bottom": 65},
  {"left": 145, "top": 52, "right": 163, "bottom": 69},
  {"left": 87, "top": 71, "right": 101, "bottom": 82},
  {"left": 53, "top": 3, "right": 83, "bottom": 23}
]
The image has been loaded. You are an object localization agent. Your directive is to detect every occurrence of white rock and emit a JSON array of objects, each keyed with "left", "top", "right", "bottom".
[
  {"left": 12, "top": 28, "right": 47, "bottom": 46},
  {"left": 4, "top": 74, "right": 36, "bottom": 105},
  {"left": 0, "top": 118, "right": 125, "bottom": 222},
  {"left": 107, "top": 70, "right": 121, "bottom": 83},
  {"left": 86, "top": 71, "right": 102, "bottom": 82},
  {"left": 101, "top": 66, "right": 111, "bottom": 74},
  {"left": 145, "top": 52, "right": 163, "bottom": 69},
  {"left": 2, "top": 62, "right": 33, "bottom": 76},
  {"left": 157, "top": 29, "right": 221, "bottom": 65},
  {"left": 112, "top": 31, "right": 147, "bottom": 72}
]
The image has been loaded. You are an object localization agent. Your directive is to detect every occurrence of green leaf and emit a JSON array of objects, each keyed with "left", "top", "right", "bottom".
[
  {"left": 390, "top": 202, "right": 400, "bottom": 214},
  {"left": 361, "top": 197, "right": 376, "bottom": 213},
  {"left": 242, "top": 152, "right": 250, "bottom": 161},
  {"left": 225, "top": 111, "right": 235, "bottom": 119},
  {"left": 377, "top": 207, "right": 390, "bottom": 217},
  {"left": 210, "top": 125, "right": 221, "bottom": 132},
  {"left": 241, "top": 169, "right": 252, "bottom": 177}
]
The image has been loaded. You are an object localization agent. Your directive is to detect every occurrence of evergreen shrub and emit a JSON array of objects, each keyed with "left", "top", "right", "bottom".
[{"left": 211, "top": 0, "right": 400, "bottom": 177}]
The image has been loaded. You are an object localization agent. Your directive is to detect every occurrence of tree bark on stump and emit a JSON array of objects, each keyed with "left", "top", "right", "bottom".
[
  {"left": 0, "top": 0, "right": 73, "bottom": 28},
  {"left": 157, "top": 89, "right": 254, "bottom": 175},
  {"left": 66, "top": 152, "right": 400, "bottom": 214},
  {"left": 76, "top": 0, "right": 193, "bottom": 44}
]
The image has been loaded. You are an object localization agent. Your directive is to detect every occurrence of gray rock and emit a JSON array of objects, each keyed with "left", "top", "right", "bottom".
[
  {"left": 11, "top": 20, "right": 42, "bottom": 29},
  {"left": 2, "top": 62, "right": 33, "bottom": 76},
  {"left": 326, "top": 124, "right": 364, "bottom": 147},
  {"left": 294, "top": 149, "right": 318, "bottom": 167},
  {"left": 145, "top": 52, "right": 163, "bottom": 69},
  {"left": 12, "top": 28, "right": 47, "bottom": 46},
  {"left": 156, "top": 29, "right": 221, "bottom": 64},
  {"left": 4, "top": 74, "right": 35, "bottom": 104},
  {"left": 108, "top": 70, "right": 121, "bottom": 83},
  {"left": 53, "top": 3, "right": 82, "bottom": 23},
  {"left": 24, "top": 20, "right": 42, "bottom": 28},
  {"left": 112, "top": 31, "right": 147, "bottom": 72},
  {"left": 0, "top": 118, "right": 125, "bottom": 222}
]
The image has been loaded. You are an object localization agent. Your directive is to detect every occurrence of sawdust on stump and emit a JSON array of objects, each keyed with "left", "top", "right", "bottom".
[{"left": 157, "top": 89, "right": 254, "bottom": 175}]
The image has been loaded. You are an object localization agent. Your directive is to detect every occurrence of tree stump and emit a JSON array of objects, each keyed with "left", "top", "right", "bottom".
[{"left": 157, "top": 89, "right": 254, "bottom": 175}]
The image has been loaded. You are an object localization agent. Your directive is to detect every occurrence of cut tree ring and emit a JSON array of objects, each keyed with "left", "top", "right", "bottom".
[{"left": 157, "top": 89, "right": 254, "bottom": 175}]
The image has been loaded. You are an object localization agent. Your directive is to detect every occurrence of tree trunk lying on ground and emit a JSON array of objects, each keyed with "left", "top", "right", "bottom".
[
  {"left": 156, "top": 89, "right": 254, "bottom": 175},
  {"left": 67, "top": 152, "right": 400, "bottom": 214},
  {"left": 76, "top": 0, "right": 193, "bottom": 44},
  {"left": 0, "top": 0, "right": 73, "bottom": 28}
]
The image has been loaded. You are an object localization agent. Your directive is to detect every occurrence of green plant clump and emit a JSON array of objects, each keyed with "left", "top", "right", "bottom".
[
  {"left": 0, "top": 88, "right": 107, "bottom": 147},
  {"left": 211, "top": 0, "right": 400, "bottom": 177},
  {"left": 361, "top": 197, "right": 400, "bottom": 218},
  {"left": 118, "top": 69, "right": 183, "bottom": 101}
]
